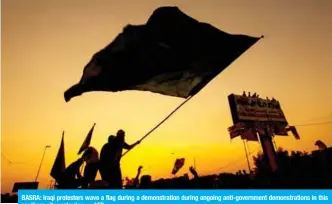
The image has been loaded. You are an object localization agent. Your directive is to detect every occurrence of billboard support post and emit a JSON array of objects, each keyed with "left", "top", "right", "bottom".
[{"left": 258, "top": 127, "right": 279, "bottom": 173}]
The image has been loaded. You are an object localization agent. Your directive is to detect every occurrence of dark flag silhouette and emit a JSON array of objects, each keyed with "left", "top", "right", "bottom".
[
  {"left": 228, "top": 123, "right": 245, "bottom": 139},
  {"left": 274, "top": 125, "right": 288, "bottom": 136},
  {"left": 64, "top": 6, "right": 262, "bottom": 102},
  {"left": 172, "top": 158, "right": 185, "bottom": 175},
  {"left": 78, "top": 123, "right": 96, "bottom": 155},
  {"left": 287, "top": 126, "right": 300, "bottom": 140},
  {"left": 315, "top": 140, "right": 327, "bottom": 150},
  {"left": 50, "top": 132, "right": 66, "bottom": 180}
]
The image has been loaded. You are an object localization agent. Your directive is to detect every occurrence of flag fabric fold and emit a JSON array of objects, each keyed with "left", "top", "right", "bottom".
[
  {"left": 50, "top": 132, "right": 66, "bottom": 180},
  {"left": 78, "top": 123, "right": 96, "bottom": 155},
  {"left": 172, "top": 158, "right": 185, "bottom": 175},
  {"left": 64, "top": 6, "right": 262, "bottom": 102},
  {"left": 274, "top": 124, "right": 288, "bottom": 136},
  {"left": 287, "top": 126, "right": 300, "bottom": 140}
]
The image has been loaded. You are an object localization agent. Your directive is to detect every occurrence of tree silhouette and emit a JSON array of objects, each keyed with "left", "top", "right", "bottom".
[{"left": 253, "top": 147, "right": 332, "bottom": 188}]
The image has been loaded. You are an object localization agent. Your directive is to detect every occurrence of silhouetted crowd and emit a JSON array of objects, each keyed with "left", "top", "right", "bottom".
[
  {"left": 2, "top": 142, "right": 332, "bottom": 203},
  {"left": 238, "top": 91, "right": 281, "bottom": 109},
  {"left": 53, "top": 141, "right": 332, "bottom": 190},
  {"left": 54, "top": 129, "right": 140, "bottom": 189}
]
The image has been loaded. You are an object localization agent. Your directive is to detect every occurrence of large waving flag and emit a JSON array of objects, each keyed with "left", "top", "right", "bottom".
[
  {"left": 172, "top": 158, "right": 185, "bottom": 175},
  {"left": 50, "top": 132, "right": 66, "bottom": 180},
  {"left": 78, "top": 123, "right": 96, "bottom": 155},
  {"left": 64, "top": 6, "right": 262, "bottom": 102}
]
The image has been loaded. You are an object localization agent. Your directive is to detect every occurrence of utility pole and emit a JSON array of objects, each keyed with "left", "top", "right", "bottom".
[{"left": 35, "top": 145, "right": 51, "bottom": 182}]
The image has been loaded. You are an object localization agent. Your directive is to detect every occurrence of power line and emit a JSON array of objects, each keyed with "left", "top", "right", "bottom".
[
  {"left": 1, "top": 153, "right": 12, "bottom": 163},
  {"left": 298, "top": 113, "right": 332, "bottom": 123},
  {"left": 294, "top": 121, "right": 332, "bottom": 127},
  {"left": 203, "top": 148, "right": 260, "bottom": 175},
  {"left": 1, "top": 153, "right": 26, "bottom": 165}
]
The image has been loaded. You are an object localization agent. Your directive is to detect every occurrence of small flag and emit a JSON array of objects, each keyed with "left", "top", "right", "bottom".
[
  {"left": 315, "top": 140, "right": 327, "bottom": 150},
  {"left": 78, "top": 123, "right": 96, "bottom": 155},
  {"left": 241, "top": 128, "right": 258, "bottom": 141},
  {"left": 50, "top": 132, "right": 66, "bottom": 180},
  {"left": 274, "top": 124, "right": 288, "bottom": 136},
  {"left": 172, "top": 158, "right": 185, "bottom": 175},
  {"left": 228, "top": 123, "right": 245, "bottom": 139},
  {"left": 287, "top": 126, "right": 300, "bottom": 140},
  {"left": 229, "top": 129, "right": 242, "bottom": 139},
  {"left": 257, "top": 128, "right": 265, "bottom": 135}
]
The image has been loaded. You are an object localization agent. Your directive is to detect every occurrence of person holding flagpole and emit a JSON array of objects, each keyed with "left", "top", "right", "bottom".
[{"left": 99, "top": 129, "right": 140, "bottom": 189}]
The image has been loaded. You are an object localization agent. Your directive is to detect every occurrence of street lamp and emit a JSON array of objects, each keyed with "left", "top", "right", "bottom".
[{"left": 35, "top": 145, "right": 51, "bottom": 182}]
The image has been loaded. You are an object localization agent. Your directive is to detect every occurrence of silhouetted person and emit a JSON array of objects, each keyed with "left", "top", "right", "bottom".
[
  {"left": 242, "top": 91, "right": 246, "bottom": 97},
  {"left": 82, "top": 147, "right": 99, "bottom": 188},
  {"left": 139, "top": 175, "right": 152, "bottom": 189},
  {"left": 57, "top": 158, "right": 84, "bottom": 189},
  {"left": 99, "top": 130, "right": 140, "bottom": 189},
  {"left": 88, "top": 180, "right": 110, "bottom": 189},
  {"left": 252, "top": 93, "right": 257, "bottom": 98},
  {"left": 248, "top": 92, "right": 251, "bottom": 97}
]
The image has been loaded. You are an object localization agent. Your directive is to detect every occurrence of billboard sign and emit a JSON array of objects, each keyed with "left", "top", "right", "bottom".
[{"left": 228, "top": 94, "right": 288, "bottom": 125}]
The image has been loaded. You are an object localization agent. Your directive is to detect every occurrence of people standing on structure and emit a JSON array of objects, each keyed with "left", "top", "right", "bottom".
[{"left": 99, "top": 130, "right": 140, "bottom": 188}]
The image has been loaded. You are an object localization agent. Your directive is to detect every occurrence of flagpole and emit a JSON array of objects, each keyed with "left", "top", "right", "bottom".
[
  {"left": 122, "top": 95, "right": 194, "bottom": 157},
  {"left": 243, "top": 139, "right": 251, "bottom": 173},
  {"left": 194, "top": 157, "right": 196, "bottom": 169},
  {"left": 272, "top": 136, "right": 278, "bottom": 150}
]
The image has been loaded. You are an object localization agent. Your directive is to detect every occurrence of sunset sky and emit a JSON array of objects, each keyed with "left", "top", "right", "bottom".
[{"left": 2, "top": 0, "right": 332, "bottom": 193}]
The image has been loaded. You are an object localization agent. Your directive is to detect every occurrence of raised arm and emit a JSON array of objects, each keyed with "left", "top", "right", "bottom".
[
  {"left": 133, "top": 166, "right": 143, "bottom": 187},
  {"left": 123, "top": 140, "right": 140, "bottom": 150}
]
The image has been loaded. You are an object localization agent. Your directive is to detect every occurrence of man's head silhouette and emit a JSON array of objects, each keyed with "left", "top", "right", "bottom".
[
  {"left": 108, "top": 135, "right": 116, "bottom": 143},
  {"left": 117, "top": 129, "right": 125, "bottom": 137}
]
